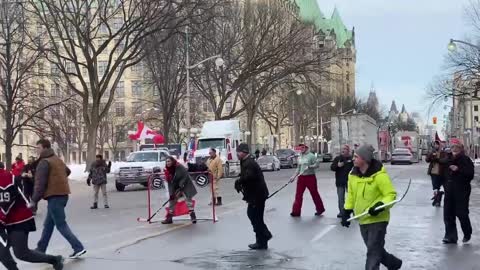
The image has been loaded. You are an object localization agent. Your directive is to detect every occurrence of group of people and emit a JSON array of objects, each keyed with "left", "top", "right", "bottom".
[
  {"left": 426, "top": 139, "right": 474, "bottom": 244},
  {"left": 0, "top": 139, "right": 87, "bottom": 270}
]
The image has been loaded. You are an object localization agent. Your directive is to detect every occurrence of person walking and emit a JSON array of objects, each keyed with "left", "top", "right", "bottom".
[
  {"left": 426, "top": 141, "right": 447, "bottom": 207},
  {"left": 11, "top": 157, "right": 25, "bottom": 191},
  {"left": 234, "top": 143, "right": 272, "bottom": 250},
  {"left": 440, "top": 139, "right": 474, "bottom": 244},
  {"left": 0, "top": 162, "right": 64, "bottom": 270},
  {"left": 87, "top": 155, "right": 111, "bottom": 209},
  {"left": 30, "top": 139, "right": 86, "bottom": 259},
  {"left": 290, "top": 144, "right": 325, "bottom": 217},
  {"left": 21, "top": 157, "right": 37, "bottom": 202},
  {"left": 331, "top": 145, "right": 354, "bottom": 218},
  {"left": 162, "top": 157, "right": 198, "bottom": 224},
  {"left": 255, "top": 149, "right": 260, "bottom": 159},
  {"left": 341, "top": 144, "right": 402, "bottom": 270},
  {"left": 207, "top": 148, "right": 223, "bottom": 206}
]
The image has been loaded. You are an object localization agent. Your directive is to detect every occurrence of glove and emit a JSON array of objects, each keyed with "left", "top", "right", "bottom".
[
  {"left": 368, "top": 201, "right": 385, "bottom": 216},
  {"left": 87, "top": 178, "right": 91, "bottom": 186},
  {"left": 341, "top": 209, "right": 353, "bottom": 228},
  {"left": 28, "top": 202, "right": 38, "bottom": 213},
  {"left": 234, "top": 179, "right": 242, "bottom": 193}
]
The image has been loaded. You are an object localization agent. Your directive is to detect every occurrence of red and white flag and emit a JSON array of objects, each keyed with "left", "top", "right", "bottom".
[{"left": 129, "top": 121, "right": 165, "bottom": 144}]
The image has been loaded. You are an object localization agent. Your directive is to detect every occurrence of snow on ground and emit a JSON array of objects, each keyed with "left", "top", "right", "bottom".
[{"left": 68, "top": 162, "right": 126, "bottom": 181}]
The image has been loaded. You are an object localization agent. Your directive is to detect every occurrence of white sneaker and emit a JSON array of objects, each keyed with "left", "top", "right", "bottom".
[{"left": 69, "top": 249, "right": 86, "bottom": 259}]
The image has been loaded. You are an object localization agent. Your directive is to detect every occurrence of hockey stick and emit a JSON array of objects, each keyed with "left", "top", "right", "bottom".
[
  {"left": 137, "top": 190, "right": 180, "bottom": 223},
  {"left": 347, "top": 178, "right": 412, "bottom": 222},
  {"left": 267, "top": 166, "right": 308, "bottom": 199}
]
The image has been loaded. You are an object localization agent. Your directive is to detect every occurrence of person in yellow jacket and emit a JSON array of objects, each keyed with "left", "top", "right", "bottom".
[
  {"left": 341, "top": 144, "right": 402, "bottom": 270},
  {"left": 207, "top": 148, "right": 224, "bottom": 206}
]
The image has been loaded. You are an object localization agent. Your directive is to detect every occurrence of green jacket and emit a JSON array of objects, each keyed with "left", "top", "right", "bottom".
[
  {"left": 297, "top": 152, "right": 317, "bottom": 175},
  {"left": 344, "top": 160, "right": 397, "bottom": 225}
]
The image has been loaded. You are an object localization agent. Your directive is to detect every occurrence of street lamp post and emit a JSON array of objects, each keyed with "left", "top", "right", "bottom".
[
  {"left": 185, "top": 27, "right": 224, "bottom": 129},
  {"left": 316, "top": 100, "right": 336, "bottom": 154},
  {"left": 289, "top": 89, "right": 303, "bottom": 146}
]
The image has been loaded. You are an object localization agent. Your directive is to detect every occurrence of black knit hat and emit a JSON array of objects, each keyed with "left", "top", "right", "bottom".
[{"left": 237, "top": 143, "right": 250, "bottom": 153}]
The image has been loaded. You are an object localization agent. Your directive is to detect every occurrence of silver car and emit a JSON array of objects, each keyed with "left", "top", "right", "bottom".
[
  {"left": 257, "top": 155, "right": 281, "bottom": 171},
  {"left": 391, "top": 148, "right": 413, "bottom": 165}
]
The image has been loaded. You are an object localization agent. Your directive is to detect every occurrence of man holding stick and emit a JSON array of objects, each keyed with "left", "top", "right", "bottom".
[{"left": 341, "top": 144, "right": 402, "bottom": 270}]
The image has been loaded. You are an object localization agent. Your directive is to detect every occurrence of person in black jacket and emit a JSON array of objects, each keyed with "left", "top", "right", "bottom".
[
  {"left": 21, "top": 157, "right": 37, "bottom": 202},
  {"left": 235, "top": 143, "right": 272, "bottom": 250},
  {"left": 440, "top": 139, "right": 474, "bottom": 244},
  {"left": 426, "top": 141, "right": 447, "bottom": 207},
  {"left": 330, "top": 145, "right": 354, "bottom": 218}
]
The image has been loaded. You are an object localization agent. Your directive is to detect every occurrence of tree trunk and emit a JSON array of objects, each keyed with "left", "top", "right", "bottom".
[
  {"left": 85, "top": 122, "right": 99, "bottom": 171},
  {"left": 5, "top": 141, "right": 13, "bottom": 171}
]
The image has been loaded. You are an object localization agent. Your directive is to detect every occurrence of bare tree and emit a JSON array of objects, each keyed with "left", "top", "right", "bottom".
[
  {"left": 26, "top": 0, "right": 219, "bottom": 167},
  {"left": 0, "top": 1, "right": 67, "bottom": 168}
]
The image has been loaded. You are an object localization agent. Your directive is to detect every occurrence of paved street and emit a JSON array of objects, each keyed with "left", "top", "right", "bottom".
[{"left": 19, "top": 163, "right": 480, "bottom": 270}]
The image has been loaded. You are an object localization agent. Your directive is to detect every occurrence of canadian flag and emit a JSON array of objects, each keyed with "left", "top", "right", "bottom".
[{"left": 128, "top": 121, "right": 165, "bottom": 144}]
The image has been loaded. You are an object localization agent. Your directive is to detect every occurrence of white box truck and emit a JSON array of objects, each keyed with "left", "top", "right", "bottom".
[
  {"left": 331, "top": 113, "right": 379, "bottom": 155},
  {"left": 193, "top": 120, "right": 242, "bottom": 177}
]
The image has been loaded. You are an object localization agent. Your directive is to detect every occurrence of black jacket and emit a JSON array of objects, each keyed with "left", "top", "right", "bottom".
[
  {"left": 238, "top": 155, "right": 269, "bottom": 204},
  {"left": 440, "top": 153, "right": 474, "bottom": 189},
  {"left": 330, "top": 155, "right": 354, "bottom": 187},
  {"left": 22, "top": 162, "right": 38, "bottom": 183}
]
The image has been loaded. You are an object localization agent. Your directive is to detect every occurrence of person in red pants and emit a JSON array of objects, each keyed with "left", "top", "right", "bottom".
[{"left": 290, "top": 144, "right": 325, "bottom": 217}]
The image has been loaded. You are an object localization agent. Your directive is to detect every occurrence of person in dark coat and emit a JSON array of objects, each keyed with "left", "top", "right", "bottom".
[
  {"left": 234, "top": 143, "right": 272, "bottom": 250},
  {"left": 21, "top": 157, "right": 37, "bottom": 202},
  {"left": 87, "top": 155, "right": 111, "bottom": 209},
  {"left": 261, "top": 148, "right": 267, "bottom": 156},
  {"left": 162, "top": 157, "right": 198, "bottom": 224},
  {"left": 426, "top": 141, "right": 447, "bottom": 207},
  {"left": 440, "top": 139, "right": 474, "bottom": 244},
  {"left": 255, "top": 149, "right": 260, "bottom": 159},
  {"left": 331, "top": 144, "right": 354, "bottom": 218}
]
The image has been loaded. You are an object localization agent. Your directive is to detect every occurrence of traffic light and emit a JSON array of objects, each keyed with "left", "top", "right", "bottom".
[{"left": 433, "top": 117, "right": 437, "bottom": 125}]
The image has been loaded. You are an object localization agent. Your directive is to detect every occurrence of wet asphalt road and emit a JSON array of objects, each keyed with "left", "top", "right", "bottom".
[{"left": 19, "top": 162, "right": 480, "bottom": 270}]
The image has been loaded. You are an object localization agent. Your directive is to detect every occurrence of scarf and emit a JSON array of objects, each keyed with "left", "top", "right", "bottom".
[{"left": 164, "top": 159, "right": 178, "bottom": 182}]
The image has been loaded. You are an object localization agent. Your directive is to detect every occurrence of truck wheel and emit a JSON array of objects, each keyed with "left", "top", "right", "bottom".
[
  {"left": 141, "top": 182, "right": 148, "bottom": 188},
  {"left": 116, "top": 182, "right": 126, "bottom": 192}
]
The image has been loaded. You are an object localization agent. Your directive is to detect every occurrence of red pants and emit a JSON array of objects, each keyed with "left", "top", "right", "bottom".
[{"left": 291, "top": 175, "right": 325, "bottom": 215}]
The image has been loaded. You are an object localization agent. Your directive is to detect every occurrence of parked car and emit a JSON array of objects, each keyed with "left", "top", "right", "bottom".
[
  {"left": 257, "top": 155, "right": 281, "bottom": 171},
  {"left": 322, "top": 153, "right": 333, "bottom": 162},
  {"left": 276, "top": 149, "right": 298, "bottom": 168},
  {"left": 114, "top": 150, "right": 169, "bottom": 191},
  {"left": 391, "top": 148, "right": 413, "bottom": 165}
]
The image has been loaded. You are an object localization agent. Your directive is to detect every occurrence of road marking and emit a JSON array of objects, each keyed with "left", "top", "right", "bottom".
[{"left": 310, "top": 225, "right": 336, "bottom": 243}]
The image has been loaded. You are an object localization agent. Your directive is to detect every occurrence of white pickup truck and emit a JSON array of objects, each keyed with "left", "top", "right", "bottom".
[{"left": 113, "top": 149, "right": 169, "bottom": 191}]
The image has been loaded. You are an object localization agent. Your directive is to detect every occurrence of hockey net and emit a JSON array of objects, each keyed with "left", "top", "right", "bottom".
[{"left": 137, "top": 170, "right": 217, "bottom": 224}]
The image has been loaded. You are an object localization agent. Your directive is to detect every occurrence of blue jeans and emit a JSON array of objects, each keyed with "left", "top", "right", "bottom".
[{"left": 37, "top": 196, "right": 84, "bottom": 253}]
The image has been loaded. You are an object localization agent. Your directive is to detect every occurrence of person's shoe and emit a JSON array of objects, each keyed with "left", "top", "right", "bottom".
[
  {"left": 190, "top": 211, "right": 197, "bottom": 224},
  {"left": 290, "top": 213, "right": 300, "bottom": 217},
  {"left": 265, "top": 231, "right": 273, "bottom": 241},
  {"left": 463, "top": 235, "right": 471, "bottom": 243},
  {"left": 69, "top": 249, "right": 87, "bottom": 259},
  {"left": 315, "top": 211, "right": 325, "bottom": 217},
  {"left": 104, "top": 205, "right": 110, "bottom": 209},
  {"left": 337, "top": 213, "right": 343, "bottom": 218},
  {"left": 90, "top": 203, "right": 98, "bottom": 210},
  {"left": 248, "top": 242, "right": 268, "bottom": 250},
  {"left": 52, "top": 256, "right": 64, "bottom": 270},
  {"left": 442, "top": 238, "right": 457, "bottom": 244},
  {"left": 216, "top": 197, "right": 223, "bottom": 206},
  {"left": 161, "top": 214, "right": 173, "bottom": 224},
  {"left": 388, "top": 259, "right": 402, "bottom": 270}
]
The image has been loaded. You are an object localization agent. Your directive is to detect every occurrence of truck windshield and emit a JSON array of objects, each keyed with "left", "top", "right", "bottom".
[
  {"left": 127, "top": 152, "right": 159, "bottom": 162},
  {"left": 197, "top": 139, "right": 225, "bottom": 150}
]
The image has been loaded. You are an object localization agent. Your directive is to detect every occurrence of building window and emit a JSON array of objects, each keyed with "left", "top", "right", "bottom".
[
  {"left": 131, "top": 63, "right": 143, "bottom": 74},
  {"left": 132, "top": 102, "right": 142, "bottom": 114},
  {"left": 225, "top": 98, "right": 232, "bottom": 111},
  {"left": 104, "top": 151, "right": 110, "bottom": 160},
  {"left": 116, "top": 81, "right": 125, "bottom": 98},
  {"left": 346, "top": 72, "right": 350, "bottom": 81},
  {"left": 115, "top": 102, "right": 125, "bottom": 117},
  {"left": 131, "top": 81, "right": 143, "bottom": 96},
  {"left": 98, "top": 61, "right": 108, "bottom": 77},
  {"left": 203, "top": 101, "right": 213, "bottom": 113},
  {"left": 113, "top": 18, "right": 123, "bottom": 31},
  {"left": 98, "top": 19, "right": 108, "bottom": 34},
  {"left": 116, "top": 126, "right": 126, "bottom": 143},
  {"left": 66, "top": 62, "right": 76, "bottom": 74},
  {"left": 82, "top": 151, "right": 87, "bottom": 163},
  {"left": 19, "top": 130, "right": 23, "bottom": 145},
  {"left": 38, "top": 62, "right": 45, "bottom": 74},
  {"left": 39, "top": 84, "right": 46, "bottom": 97},
  {"left": 475, "top": 105, "right": 478, "bottom": 112},
  {"left": 50, "top": 64, "right": 60, "bottom": 76},
  {"left": 475, "top": 116, "right": 479, "bottom": 122},
  {"left": 51, "top": 84, "right": 61, "bottom": 97}
]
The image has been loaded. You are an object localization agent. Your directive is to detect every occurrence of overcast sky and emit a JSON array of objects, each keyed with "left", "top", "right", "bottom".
[{"left": 317, "top": 0, "right": 470, "bottom": 123}]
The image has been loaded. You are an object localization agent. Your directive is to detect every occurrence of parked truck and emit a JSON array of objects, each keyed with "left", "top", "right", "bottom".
[
  {"left": 393, "top": 131, "right": 421, "bottom": 163},
  {"left": 331, "top": 113, "right": 379, "bottom": 156}
]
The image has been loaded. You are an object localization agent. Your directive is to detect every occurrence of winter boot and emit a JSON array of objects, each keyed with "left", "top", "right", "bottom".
[
  {"left": 90, "top": 203, "right": 98, "bottom": 210},
  {"left": 248, "top": 242, "right": 268, "bottom": 250},
  {"left": 104, "top": 205, "right": 110, "bottom": 209},
  {"left": 161, "top": 214, "right": 173, "bottom": 224},
  {"left": 190, "top": 211, "right": 197, "bottom": 224},
  {"left": 216, "top": 197, "right": 223, "bottom": 206},
  {"left": 52, "top": 256, "right": 64, "bottom": 270}
]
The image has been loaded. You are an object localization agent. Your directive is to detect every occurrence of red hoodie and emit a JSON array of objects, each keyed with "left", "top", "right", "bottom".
[
  {"left": 11, "top": 160, "right": 25, "bottom": 177},
  {"left": 0, "top": 169, "right": 34, "bottom": 226}
]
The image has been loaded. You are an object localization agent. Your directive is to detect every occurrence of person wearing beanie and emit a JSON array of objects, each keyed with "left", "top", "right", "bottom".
[
  {"left": 290, "top": 144, "right": 325, "bottom": 217},
  {"left": 234, "top": 143, "right": 272, "bottom": 250},
  {"left": 439, "top": 139, "right": 474, "bottom": 244},
  {"left": 341, "top": 144, "right": 402, "bottom": 270},
  {"left": 331, "top": 145, "right": 354, "bottom": 218},
  {"left": 426, "top": 141, "right": 447, "bottom": 207}
]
